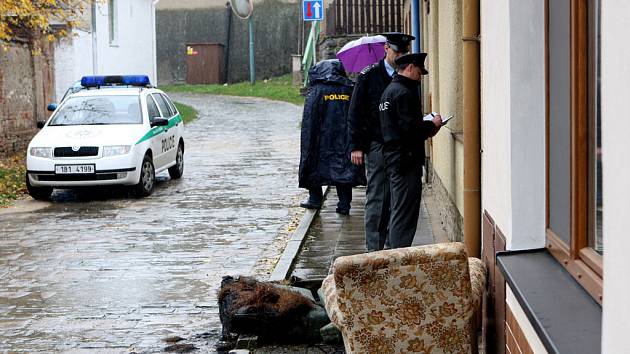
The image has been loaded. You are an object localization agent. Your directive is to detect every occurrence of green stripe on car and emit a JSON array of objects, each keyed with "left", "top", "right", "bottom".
[{"left": 136, "top": 114, "right": 182, "bottom": 145}]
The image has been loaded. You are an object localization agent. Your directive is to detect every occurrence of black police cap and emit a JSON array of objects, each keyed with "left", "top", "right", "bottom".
[
  {"left": 383, "top": 32, "right": 415, "bottom": 53},
  {"left": 394, "top": 53, "right": 429, "bottom": 74}
]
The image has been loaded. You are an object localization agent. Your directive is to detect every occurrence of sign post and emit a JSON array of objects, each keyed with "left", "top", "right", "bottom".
[
  {"left": 303, "top": 0, "right": 323, "bottom": 21},
  {"left": 248, "top": 17, "right": 255, "bottom": 84}
]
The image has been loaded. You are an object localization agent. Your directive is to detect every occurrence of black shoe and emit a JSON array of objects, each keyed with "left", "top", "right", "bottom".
[
  {"left": 300, "top": 201, "right": 321, "bottom": 209},
  {"left": 335, "top": 207, "right": 350, "bottom": 215}
]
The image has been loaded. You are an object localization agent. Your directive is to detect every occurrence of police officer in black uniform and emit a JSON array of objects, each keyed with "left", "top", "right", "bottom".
[
  {"left": 348, "top": 32, "right": 415, "bottom": 252},
  {"left": 378, "top": 53, "right": 442, "bottom": 248}
]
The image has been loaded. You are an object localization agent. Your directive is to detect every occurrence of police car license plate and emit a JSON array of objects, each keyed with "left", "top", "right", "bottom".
[{"left": 55, "top": 164, "right": 95, "bottom": 174}]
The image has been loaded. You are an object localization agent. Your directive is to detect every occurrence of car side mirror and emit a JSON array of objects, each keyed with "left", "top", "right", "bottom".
[
  {"left": 36, "top": 121, "right": 45, "bottom": 129},
  {"left": 47, "top": 103, "right": 58, "bottom": 112},
  {"left": 151, "top": 117, "right": 169, "bottom": 127}
]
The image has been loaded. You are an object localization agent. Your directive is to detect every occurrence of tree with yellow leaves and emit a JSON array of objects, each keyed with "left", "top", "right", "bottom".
[{"left": 1, "top": 0, "right": 93, "bottom": 47}]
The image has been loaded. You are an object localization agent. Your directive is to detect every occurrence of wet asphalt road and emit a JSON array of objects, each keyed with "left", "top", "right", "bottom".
[{"left": 0, "top": 94, "right": 303, "bottom": 352}]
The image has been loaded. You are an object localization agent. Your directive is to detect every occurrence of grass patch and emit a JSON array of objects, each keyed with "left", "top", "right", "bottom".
[
  {"left": 174, "top": 102, "right": 199, "bottom": 124},
  {"left": 0, "top": 153, "right": 27, "bottom": 207},
  {"left": 161, "top": 74, "right": 305, "bottom": 106}
]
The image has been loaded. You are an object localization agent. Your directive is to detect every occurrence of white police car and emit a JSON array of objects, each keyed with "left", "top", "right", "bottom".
[{"left": 26, "top": 75, "right": 185, "bottom": 200}]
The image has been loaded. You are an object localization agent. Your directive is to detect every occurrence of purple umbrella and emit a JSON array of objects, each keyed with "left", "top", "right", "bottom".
[{"left": 336, "top": 35, "right": 387, "bottom": 73}]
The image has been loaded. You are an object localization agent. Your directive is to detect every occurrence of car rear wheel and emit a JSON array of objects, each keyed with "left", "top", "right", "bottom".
[
  {"left": 134, "top": 154, "right": 155, "bottom": 197},
  {"left": 25, "top": 174, "right": 53, "bottom": 201},
  {"left": 168, "top": 142, "right": 184, "bottom": 179}
]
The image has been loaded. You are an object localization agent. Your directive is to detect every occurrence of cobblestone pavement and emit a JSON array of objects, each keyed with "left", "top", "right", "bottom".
[{"left": 0, "top": 94, "right": 304, "bottom": 353}]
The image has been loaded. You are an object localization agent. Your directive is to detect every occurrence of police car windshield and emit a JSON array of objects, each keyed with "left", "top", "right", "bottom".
[{"left": 49, "top": 95, "right": 142, "bottom": 126}]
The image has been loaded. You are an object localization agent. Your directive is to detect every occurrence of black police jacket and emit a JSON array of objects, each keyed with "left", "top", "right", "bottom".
[
  {"left": 347, "top": 59, "right": 393, "bottom": 152},
  {"left": 299, "top": 60, "right": 366, "bottom": 189},
  {"left": 378, "top": 74, "right": 436, "bottom": 171}
]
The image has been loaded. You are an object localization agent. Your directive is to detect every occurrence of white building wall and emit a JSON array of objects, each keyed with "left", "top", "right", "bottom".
[
  {"left": 53, "top": 30, "right": 94, "bottom": 101},
  {"left": 94, "top": 0, "right": 157, "bottom": 84},
  {"left": 54, "top": 0, "right": 158, "bottom": 99},
  {"left": 480, "top": 0, "right": 511, "bottom": 240},
  {"left": 507, "top": 0, "right": 546, "bottom": 250},
  {"left": 601, "top": 0, "right": 630, "bottom": 352},
  {"left": 481, "top": 0, "right": 546, "bottom": 250}
]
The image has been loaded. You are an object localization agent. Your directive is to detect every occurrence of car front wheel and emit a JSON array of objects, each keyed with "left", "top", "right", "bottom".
[
  {"left": 168, "top": 142, "right": 184, "bottom": 179},
  {"left": 26, "top": 174, "right": 53, "bottom": 201},
  {"left": 134, "top": 154, "right": 155, "bottom": 197}
]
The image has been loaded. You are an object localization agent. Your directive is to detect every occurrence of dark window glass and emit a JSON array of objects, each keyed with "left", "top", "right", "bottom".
[
  {"left": 588, "top": 0, "right": 603, "bottom": 254},
  {"left": 548, "top": 0, "right": 571, "bottom": 245},
  {"left": 162, "top": 94, "right": 178, "bottom": 115},
  {"left": 147, "top": 95, "right": 161, "bottom": 122},
  {"left": 153, "top": 93, "right": 173, "bottom": 117}
]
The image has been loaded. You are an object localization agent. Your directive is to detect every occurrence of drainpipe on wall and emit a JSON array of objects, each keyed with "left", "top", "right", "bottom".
[
  {"left": 462, "top": 0, "right": 481, "bottom": 258},
  {"left": 411, "top": 0, "right": 420, "bottom": 53}
]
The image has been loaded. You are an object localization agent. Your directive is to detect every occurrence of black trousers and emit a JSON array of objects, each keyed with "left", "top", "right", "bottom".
[
  {"left": 307, "top": 185, "right": 353, "bottom": 210},
  {"left": 364, "top": 142, "right": 391, "bottom": 251},
  {"left": 385, "top": 162, "right": 422, "bottom": 249}
]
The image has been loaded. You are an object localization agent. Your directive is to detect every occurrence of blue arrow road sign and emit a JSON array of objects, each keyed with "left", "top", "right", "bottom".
[{"left": 303, "top": 0, "right": 323, "bottom": 21}]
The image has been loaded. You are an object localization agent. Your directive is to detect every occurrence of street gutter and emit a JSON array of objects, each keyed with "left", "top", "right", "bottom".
[
  {"left": 0, "top": 199, "right": 48, "bottom": 215},
  {"left": 268, "top": 186, "right": 329, "bottom": 283}
]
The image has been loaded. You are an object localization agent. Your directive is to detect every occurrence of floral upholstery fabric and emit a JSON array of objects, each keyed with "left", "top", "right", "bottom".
[
  {"left": 467, "top": 257, "right": 484, "bottom": 312},
  {"left": 321, "top": 242, "right": 486, "bottom": 354}
]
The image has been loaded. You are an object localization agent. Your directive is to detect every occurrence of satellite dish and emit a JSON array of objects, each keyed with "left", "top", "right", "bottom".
[{"left": 230, "top": 0, "right": 253, "bottom": 19}]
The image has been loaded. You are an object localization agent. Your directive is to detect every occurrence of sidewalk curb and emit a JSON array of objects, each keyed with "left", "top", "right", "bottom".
[
  {"left": 0, "top": 199, "right": 48, "bottom": 216},
  {"left": 269, "top": 186, "right": 329, "bottom": 283}
]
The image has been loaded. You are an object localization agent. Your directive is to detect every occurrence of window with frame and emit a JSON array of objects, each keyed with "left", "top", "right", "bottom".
[
  {"left": 546, "top": 0, "right": 602, "bottom": 304},
  {"left": 108, "top": 0, "right": 118, "bottom": 45}
]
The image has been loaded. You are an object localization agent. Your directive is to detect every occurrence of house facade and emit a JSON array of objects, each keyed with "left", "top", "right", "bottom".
[
  {"left": 419, "top": 0, "right": 629, "bottom": 352},
  {"left": 420, "top": 0, "right": 466, "bottom": 242},
  {"left": 54, "top": 0, "right": 160, "bottom": 101}
]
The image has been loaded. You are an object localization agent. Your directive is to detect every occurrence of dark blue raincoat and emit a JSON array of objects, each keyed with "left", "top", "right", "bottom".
[{"left": 298, "top": 59, "right": 366, "bottom": 189}]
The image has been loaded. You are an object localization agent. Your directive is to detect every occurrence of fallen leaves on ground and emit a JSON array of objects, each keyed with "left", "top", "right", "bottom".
[{"left": 0, "top": 153, "right": 27, "bottom": 207}]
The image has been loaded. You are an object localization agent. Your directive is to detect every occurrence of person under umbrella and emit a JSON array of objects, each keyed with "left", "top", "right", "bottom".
[{"left": 298, "top": 59, "right": 366, "bottom": 214}]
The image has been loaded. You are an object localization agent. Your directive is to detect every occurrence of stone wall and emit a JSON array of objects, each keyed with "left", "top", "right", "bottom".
[
  {"left": 156, "top": 0, "right": 300, "bottom": 84},
  {"left": 0, "top": 39, "right": 54, "bottom": 156}
]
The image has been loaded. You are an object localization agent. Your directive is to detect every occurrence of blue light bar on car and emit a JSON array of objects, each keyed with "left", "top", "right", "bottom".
[
  {"left": 80, "top": 75, "right": 151, "bottom": 87},
  {"left": 120, "top": 75, "right": 151, "bottom": 86}
]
